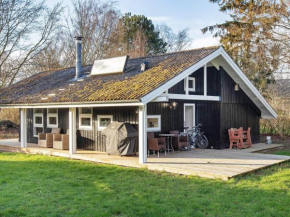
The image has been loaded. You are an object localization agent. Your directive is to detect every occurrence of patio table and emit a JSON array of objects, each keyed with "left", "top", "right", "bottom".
[{"left": 159, "top": 134, "right": 175, "bottom": 152}]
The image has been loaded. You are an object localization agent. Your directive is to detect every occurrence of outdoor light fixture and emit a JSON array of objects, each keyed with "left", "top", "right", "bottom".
[
  {"left": 234, "top": 84, "right": 240, "bottom": 91},
  {"left": 169, "top": 102, "right": 177, "bottom": 109}
]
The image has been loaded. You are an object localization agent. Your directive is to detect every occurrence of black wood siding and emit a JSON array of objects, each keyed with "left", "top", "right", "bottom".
[
  {"left": 219, "top": 67, "right": 260, "bottom": 149},
  {"left": 168, "top": 66, "right": 220, "bottom": 96},
  {"left": 77, "top": 107, "right": 138, "bottom": 151},
  {"left": 27, "top": 108, "right": 70, "bottom": 144},
  {"left": 147, "top": 100, "right": 221, "bottom": 149}
]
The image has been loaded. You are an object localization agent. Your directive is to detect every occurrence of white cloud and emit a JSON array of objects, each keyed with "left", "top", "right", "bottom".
[{"left": 190, "top": 36, "right": 220, "bottom": 49}]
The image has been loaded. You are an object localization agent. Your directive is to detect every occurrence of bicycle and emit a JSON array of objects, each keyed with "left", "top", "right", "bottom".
[{"left": 180, "top": 123, "right": 208, "bottom": 150}]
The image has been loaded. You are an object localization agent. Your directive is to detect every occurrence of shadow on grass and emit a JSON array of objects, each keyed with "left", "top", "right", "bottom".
[{"left": 0, "top": 152, "right": 290, "bottom": 217}]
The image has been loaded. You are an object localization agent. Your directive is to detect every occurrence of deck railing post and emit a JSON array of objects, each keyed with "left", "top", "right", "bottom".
[
  {"left": 138, "top": 105, "right": 147, "bottom": 164},
  {"left": 69, "top": 107, "right": 77, "bottom": 155},
  {"left": 20, "top": 108, "right": 27, "bottom": 148}
]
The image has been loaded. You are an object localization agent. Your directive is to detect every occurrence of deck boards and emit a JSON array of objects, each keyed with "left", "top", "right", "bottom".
[{"left": 0, "top": 139, "right": 289, "bottom": 180}]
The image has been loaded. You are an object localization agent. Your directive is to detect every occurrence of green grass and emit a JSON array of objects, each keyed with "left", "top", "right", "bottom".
[
  {"left": 273, "top": 150, "right": 290, "bottom": 156},
  {"left": 0, "top": 153, "right": 290, "bottom": 217}
]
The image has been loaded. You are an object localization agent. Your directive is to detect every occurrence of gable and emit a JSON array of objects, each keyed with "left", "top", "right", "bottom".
[{"left": 141, "top": 47, "right": 277, "bottom": 119}]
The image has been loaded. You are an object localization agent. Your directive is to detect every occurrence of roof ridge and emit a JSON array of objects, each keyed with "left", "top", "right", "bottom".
[{"left": 128, "top": 45, "right": 221, "bottom": 61}]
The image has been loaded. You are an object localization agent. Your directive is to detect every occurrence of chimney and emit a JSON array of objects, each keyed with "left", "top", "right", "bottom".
[
  {"left": 140, "top": 62, "right": 149, "bottom": 72},
  {"left": 75, "top": 36, "right": 83, "bottom": 79}
]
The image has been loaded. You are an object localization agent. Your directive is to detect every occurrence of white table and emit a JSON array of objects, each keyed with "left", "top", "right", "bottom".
[{"left": 159, "top": 134, "right": 175, "bottom": 152}]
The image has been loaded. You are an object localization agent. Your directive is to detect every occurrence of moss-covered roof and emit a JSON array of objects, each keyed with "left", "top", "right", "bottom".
[{"left": 0, "top": 46, "right": 219, "bottom": 105}]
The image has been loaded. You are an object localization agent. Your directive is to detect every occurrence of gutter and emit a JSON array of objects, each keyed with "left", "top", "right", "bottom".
[{"left": 0, "top": 100, "right": 144, "bottom": 108}]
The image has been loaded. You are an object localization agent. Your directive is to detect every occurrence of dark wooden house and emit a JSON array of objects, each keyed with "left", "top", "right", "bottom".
[{"left": 0, "top": 42, "right": 277, "bottom": 164}]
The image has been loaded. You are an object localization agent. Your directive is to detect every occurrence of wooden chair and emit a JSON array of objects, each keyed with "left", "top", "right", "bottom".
[
  {"left": 147, "top": 132, "right": 166, "bottom": 157},
  {"left": 242, "top": 127, "right": 252, "bottom": 148},
  {"left": 170, "top": 131, "right": 188, "bottom": 151},
  {"left": 53, "top": 133, "right": 69, "bottom": 150},
  {"left": 38, "top": 128, "right": 61, "bottom": 148},
  {"left": 228, "top": 128, "right": 243, "bottom": 149}
]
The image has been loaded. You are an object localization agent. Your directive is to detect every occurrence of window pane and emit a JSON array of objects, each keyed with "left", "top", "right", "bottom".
[
  {"left": 35, "top": 127, "right": 43, "bottom": 134},
  {"left": 147, "top": 118, "right": 159, "bottom": 128},
  {"left": 81, "top": 117, "right": 91, "bottom": 126},
  {"left": 100, "top": 118, "right": 111, "bottom": 127},
  {"left": 49, "top": 117, "right": 57, "bottom": 125},
  {"left": 48, "top": 108, "right": 57, "bottom": 114},
  {"left": 35, "top": 116, "right": 42, "bottom": 124},
  {"left": 189, "top": 80, "right": 194, "bottom": 88},
  {"left": 81, "top": 108, "right": 91, "bottom": 114}
]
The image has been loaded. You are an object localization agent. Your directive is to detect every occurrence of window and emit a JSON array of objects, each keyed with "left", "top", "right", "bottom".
[
  {"left": 47, "top": 108, "right": 58, "bottom": 128},
  {"left": 79, "top": 108, "right": 92, "bottom": 130},
  {"left": 97, "top": 115, "right": 113, "bottom": 131},
  {"left": 33, "top": 109, "right": 44, "bottom": 137},
  {"left": 147, "top": 115, "right": 161, "bottom": 132},
  {"left": 184, "top": 77, "right": 195, "bottom": 92}
]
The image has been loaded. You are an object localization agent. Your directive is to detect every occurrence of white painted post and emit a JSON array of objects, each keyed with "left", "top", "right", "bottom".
[
  {"left": 20, "top": 108, "right": 27, "bottom": 148},
  {"left": 138, "top": 105, "right": 147, "bottom": 164},
  {"left": 69, "top": 107, "right": 77, "bottom": 155},
  {"left": 185, "top": 77, "right": 189, "bottom": 95},
  {"left": 204, "top": 64, "right": 207, "bottom": 96}
]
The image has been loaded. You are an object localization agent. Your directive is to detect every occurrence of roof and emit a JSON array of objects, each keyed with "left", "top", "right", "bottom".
[
  {"left": 0, "top": 45, "right": 277, "bottom": 119},
  {"left": 0, "top": 46, "right": 219, "bottom": 105}
]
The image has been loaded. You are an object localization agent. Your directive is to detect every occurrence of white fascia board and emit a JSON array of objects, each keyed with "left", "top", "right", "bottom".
[
  {"left": 151, "top": 96, "right": 169, "bottom": 102},
  {"left": 141, "top": 47, "right": 223, "bottom": 104},
  {"left": 160, "top": 94, "right": 220, "bottom": 101},
  {"left": 219, "top": 49, "right": 277, "bottom": 119},
  {"left": 0, "top": 102, "right": 144, "bottom": 108}
]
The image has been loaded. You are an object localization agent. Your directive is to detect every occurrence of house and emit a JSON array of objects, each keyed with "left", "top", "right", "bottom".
[{"left": 0, "top": 37, "right": 277, "bottom": 164}]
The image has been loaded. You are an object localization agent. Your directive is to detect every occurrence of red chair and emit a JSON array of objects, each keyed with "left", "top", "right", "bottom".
[
  {"left": 242, "top": 127, "right": 252, "bottom": 147},
  {"left": 228, "top": 128, "right": 243, "bottom": 149},
  {"left": 147, "top": 132, "right": 166, "bottom": 157},
  {"left": 170, "top": 131, "right": 188, "bottom": 151}
]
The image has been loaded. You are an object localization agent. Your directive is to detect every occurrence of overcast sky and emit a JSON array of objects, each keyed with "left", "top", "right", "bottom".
[{"left": 48, "top": 0, "right": 230, "bottom": 49}]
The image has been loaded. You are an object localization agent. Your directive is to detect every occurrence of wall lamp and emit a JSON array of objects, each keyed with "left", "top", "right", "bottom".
[{"left": 169, "top": 102, "right": 177, "bottom": 109}]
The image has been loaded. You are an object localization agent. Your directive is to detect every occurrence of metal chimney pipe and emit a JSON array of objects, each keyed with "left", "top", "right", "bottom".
[{"left": 75, "top": 36, "right": 83, "bottom": 79}]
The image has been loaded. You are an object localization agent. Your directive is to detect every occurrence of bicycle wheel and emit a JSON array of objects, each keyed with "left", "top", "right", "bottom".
[
  {"left": 202, "top": 134, "right": 208, "bottom": 147},
  {"left": 185, "top": 130, "right": 195, "bottom": 149},
  {"left": 196, "top": 138, "right": 208, "bottom": 149}
]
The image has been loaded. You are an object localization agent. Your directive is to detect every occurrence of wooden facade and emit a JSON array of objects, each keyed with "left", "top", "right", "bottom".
[{"left": 24, "top": 66, "right": 261, "bottom": 150}]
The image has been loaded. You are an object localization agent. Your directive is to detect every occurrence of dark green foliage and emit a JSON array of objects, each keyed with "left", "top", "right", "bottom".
[{"left": 202, "top": 0, "right": 288, "bottom": 92}]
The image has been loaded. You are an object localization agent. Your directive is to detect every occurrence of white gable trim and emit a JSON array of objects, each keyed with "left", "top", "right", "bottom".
[{"left": 141, "top": 47, "right": 277, "bottom": 119}]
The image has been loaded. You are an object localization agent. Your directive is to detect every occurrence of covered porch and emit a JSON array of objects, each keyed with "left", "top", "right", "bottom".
[{"left": 1, "top": 138, "right": 289, "bottom": 181}]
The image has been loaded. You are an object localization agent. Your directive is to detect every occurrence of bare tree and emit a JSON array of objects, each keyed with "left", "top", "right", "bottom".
[
  {"left": 60, "top": 0, "right": 120, "bottom": 66},
  {"left": 156, "top": 24, "right": 192, "bottom": 52},
  {"left": 0, "top": 0, "right": 63, "bottom": 88}
]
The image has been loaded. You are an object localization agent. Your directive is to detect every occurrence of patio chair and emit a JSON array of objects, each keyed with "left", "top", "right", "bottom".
[
  {"left": 38, "top": 128, "right": 61, "bottom": 148},
  {"left": 228, "top": 128, "right": 241, "bottom": 149},
  {"left": 170, "top": 131, "right": 188, "bottom": 151},
  {"left": 53, "top": 131, "right": 69, "bottom": 150},
  {"left": 242, "top": 127, "right": 252, "bottom": 148},
  {"left": 147, "top": 132, "right": 166, "bottom": 157}
]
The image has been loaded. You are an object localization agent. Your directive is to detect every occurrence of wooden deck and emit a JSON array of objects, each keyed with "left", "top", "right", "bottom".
[{"left": 0, "top": 139, "right": 289, "bottom": 180}]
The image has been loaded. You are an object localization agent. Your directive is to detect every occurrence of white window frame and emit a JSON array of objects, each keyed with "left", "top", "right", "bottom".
[
  {"left": 47, "top": 108, "right": 58, "bottom": 128},
  {"left": 147, "top": 115, "right": 161, "bottom": 132},
  {"left": 79, "top": 108, "right": 93, "bottom": 130},
  {"left": 97, "top": 115, "right": 113, "bottom": 131},
  {"left": 184, "top": 77, "right": 196, "bottom": 92},
  {"left": 33, "top": 109, "right": 44, "bottom": 137}
]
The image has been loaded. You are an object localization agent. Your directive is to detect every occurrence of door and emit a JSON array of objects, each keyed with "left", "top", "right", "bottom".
[{"left": 184, "top": 104, "right": 195, "bottom": 132}]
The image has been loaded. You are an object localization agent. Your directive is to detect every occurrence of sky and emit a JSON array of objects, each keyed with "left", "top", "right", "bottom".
[{"left": 48, "top": 0, "right": 230, "bottom": 49}]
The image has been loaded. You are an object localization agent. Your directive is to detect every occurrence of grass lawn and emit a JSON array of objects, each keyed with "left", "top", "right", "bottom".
[{"left": 0, "top": 153, "right": 290, "bottom": 217}]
